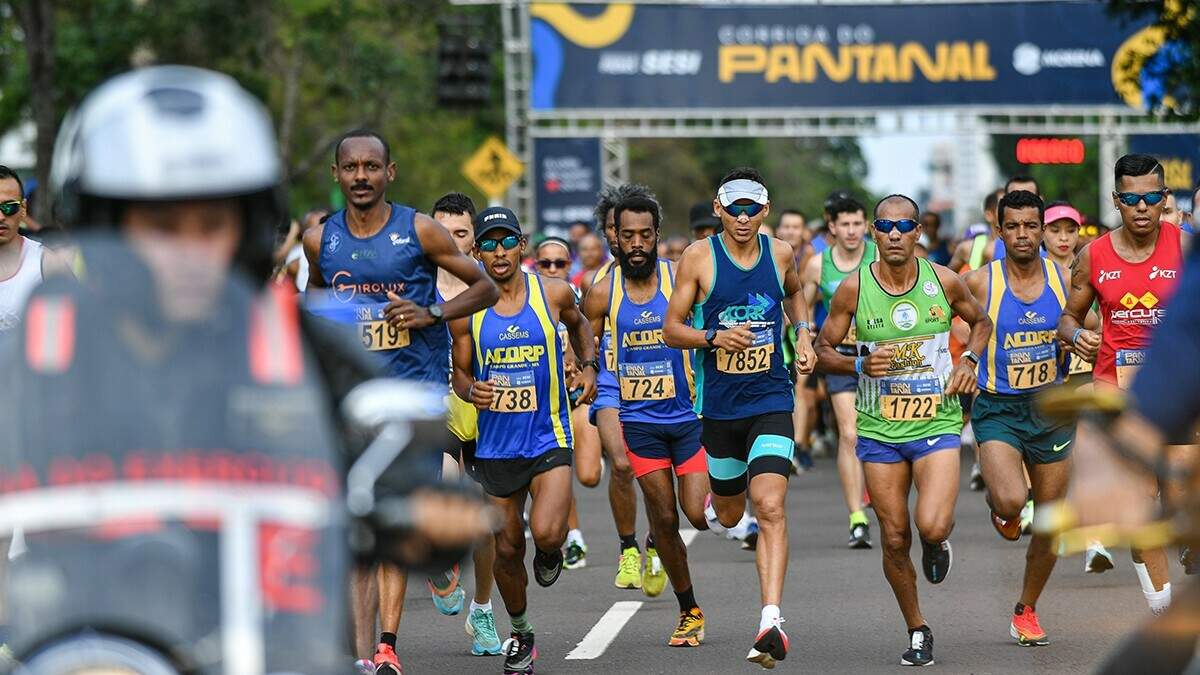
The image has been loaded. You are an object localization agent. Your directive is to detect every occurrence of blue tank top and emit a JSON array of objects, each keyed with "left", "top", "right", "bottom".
[
  {"left": 978, "top": 258, "right": 1069, "bottom": 394},
  {"left": 692, "top": 234, "right": 793, "bottom": 419},
  {"left": 307, "top": 204, "right": 448, "bottom": 383},
  {"left": 593, "top": 261, "right": 619, "bottom": 397},
  {"left": 471, "top": 273, "right": 572, "bottom": 459},
  {"left": 610, "top": 260, "right": 696, "bottom": 425}
]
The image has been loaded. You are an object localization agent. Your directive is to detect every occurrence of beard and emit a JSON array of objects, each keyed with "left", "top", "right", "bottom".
[{"left": 617, "top": 246, "right": 657, "bottom": 280}]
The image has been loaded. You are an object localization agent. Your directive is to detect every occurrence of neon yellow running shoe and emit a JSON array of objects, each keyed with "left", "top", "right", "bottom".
[
  {"left": 642, "top": 546, "right": 667, "bottom": 597},
  {"left": 614, "top": 546, "right": 642, "bottom": 589},
  {"left": 669, "top": 607, "right": 705, "bottom": 647}
]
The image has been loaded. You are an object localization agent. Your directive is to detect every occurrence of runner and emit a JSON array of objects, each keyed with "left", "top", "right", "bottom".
[
  {"left": 665, "top": 167, "right": 816, "bottom": 668},
  {"left": 689, "top": 202, "right": 721, "bottom": 241},
  {"left": 303, "top": 130, "right": 499, "bottom": 675},
  {"left": 580, "top": 184, "right": 651, "bottom": 591},
  {"left": 531, "top": 235, "right": 599, "bottom": 571},
  {"left": 0, "top": 165, "right": 72, "bottom": 332},
  {"left": 432, "top": 191, "right": 506, "bottom": 657},
  {"left": 816, "top": 194, "right": 992, "bottom": 667},
  {"left": 582, "top": 194, "right": 709, "bottom": 646},
  {"left": 948, "top": 188, "right": 1006, "bottom": 272},
  {"left": 802, "top": 195, "right": 877, "bottom": 549},
  {"left": 1058, "top": 153, "right": 1190, "bottom": 615},
  {"left": 450, "top": 206, "right": 597, "bottom": 675},
  {"left": 962, "top": 190, "right": 1073, "bottom": 646},
  {"left": 1043, "top": 202, "right": 1082, "bottom": 270}
]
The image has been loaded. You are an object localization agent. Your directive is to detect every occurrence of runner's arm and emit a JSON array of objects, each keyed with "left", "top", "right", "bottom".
[
  {"left": 814, "top": 272, "right": 859, "bottom": 376},
  {"left": 580, "top": 272, "right": 611, "bottom": 349},
  {"left": 550, "top": 278, "right": 597, "bottom": 403},
  {"left": 302, "top": 223, "right": 328, "bottom": 290},
  {"left": 946, "top": 238, "right": 971, "bottom": 272},
  {"left": 961, "top": 267, "right": 989, "bottom": 310},
  {"left": 40, "top": 248, "right": 76, "bottom": 279},
  {"left": 663, "top": 242, "right": 711, "bottom": 350},
  {"left": 801, "top": 252, "right": 822, "bottom": 324},
  {"left": 778, "top": 239, "right": 815, "bottom": 373},
  {"left": 415, "top": 214, "right": 499, "bottom": 321},
  {"left": 938, "top": 265, "right": 991, "bottom": 395},
  {"left": 449, "top": 316, "right": 476, "bottom": 402},
  {"left": 1057, "top": 243, "right": 1101, "bottom": 361},
  {"left": 578, "top": 265, "right": 600, "bottom": 295}
]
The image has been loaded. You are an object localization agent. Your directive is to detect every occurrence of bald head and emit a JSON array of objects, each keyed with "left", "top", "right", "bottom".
[{"left": 874, "top": 194, "right": 919, "bottom": 221}]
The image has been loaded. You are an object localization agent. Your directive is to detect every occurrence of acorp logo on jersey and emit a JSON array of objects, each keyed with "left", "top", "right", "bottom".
[
  {"left": 1097, "top": 269, "right": 1122, "bottom": 284},
  {"left": 1149, "top": 266, "right": 1177, "bottom": 280},
  {"left": 499, "top": 324, "right": 531, "bottom": 341},
  {"left": 634, "top": 310, "right": 661, "bottom": 325},
  {"left": 1003, "top": 329, "right": 1056, "bottom": 349},
  {"left": 485, "top": 344, "right": 545, "bottom": 365},
  {"left": 623, "top": 328, "right": 664, "bottom": 347},
  {"left": 718, "top": 292, "right": 776, "bottom": 325}
]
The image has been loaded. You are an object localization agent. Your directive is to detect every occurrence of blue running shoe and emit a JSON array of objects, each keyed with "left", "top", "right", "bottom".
[
  {"left": 429, "top": 565, "right": 465, "bottom": 616},
  {"left": 465, "top": 606, "right": 504, "bottom": 656}
]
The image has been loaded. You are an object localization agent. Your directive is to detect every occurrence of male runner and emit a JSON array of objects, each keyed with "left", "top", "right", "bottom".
[
  {"left": 583, "top": 194, "right": 709, "bottom": 646},
  {"left": 1058, "top": 153, "right": 1190, "bottom": 615},
  {"left": 579, "top": 184, "right": 651, "bottom": 590},
  {"left": 963, "top": 190, "right": 1074, "bottom": 646},
  {"left": 816, "top": 194, "right": 991, "bottom": 667},
  {"left": 802, "top": 195, "right": 876, "bottom": 549},
  {"left": 665, "top": 167, "right": 816, "bottom": 668},
  {"left": 450, "top": 206, "right": 597, "bottom": 675},
  {"left": 0, "top": 165, "right": 71, "bottom": 332},
  {"left": 432, "top": 191, "right": 505, "bottom": 657},
  {"left": 304, "top": 131, "right": 499, "bottom": 674}
]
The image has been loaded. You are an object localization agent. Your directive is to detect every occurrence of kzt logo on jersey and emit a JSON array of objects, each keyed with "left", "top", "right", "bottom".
[
  {"left": 1149, "top": 266, "right": 1177, "bottom": 280},
  {"left": 1097, "top": 269, "right": 1121, "bottom": 284}
]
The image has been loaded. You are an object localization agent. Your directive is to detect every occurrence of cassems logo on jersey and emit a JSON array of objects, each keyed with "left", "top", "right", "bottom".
[
  {"left": 499, "top": 324, "right": 531, "bottom": 341},
  {"left": 1018, "top": 310, "right": 1047, "bottom": 326},
  {"left": 634, "top": 310, "right": 661, "bottom": 325}
]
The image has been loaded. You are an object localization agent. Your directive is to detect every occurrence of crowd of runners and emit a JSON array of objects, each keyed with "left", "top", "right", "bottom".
[{"left": 3, "top": 108, "right": 1196, "bottom": 674}]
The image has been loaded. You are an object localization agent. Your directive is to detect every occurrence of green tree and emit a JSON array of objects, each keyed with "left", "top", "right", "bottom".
[{"left": 1106, "top": 0, "right": 1197, "bottom": 116}]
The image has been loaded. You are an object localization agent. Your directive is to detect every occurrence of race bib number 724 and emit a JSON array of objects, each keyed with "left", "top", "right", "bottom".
[{"left": 619, "top": 361, "right": 677, "bottom": 401}]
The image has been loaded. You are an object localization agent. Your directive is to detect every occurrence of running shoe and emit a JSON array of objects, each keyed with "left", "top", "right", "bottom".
[
  {"left": 1085, "top": 542, "right": 1114, "bottom": 574},
  {"left": 1010, "top": 604, "right": 1049, "bottom": 646},
  {"left": 669, "top": 607, "right": 705, "bottom": 647},
  {"left": 532, "top": 547, "right": 563, "bottom": 588},
  {"left": 465, "top": 606, "right": 504, "bottom": 656},
  {"left": 746, "top": 623, "right": 788, "bottom": 669},
  {"left": 502, "top": 632, "right": 536, "bottom": 675},
  {"left": 372, "top": 643, "right": 402, "bottom": 675},
  {"left": 1019, "top": 499, "right": 1034, "bottom": 535},
  {"left": 428, "top": 564, "right": 465, "bottom": 616},
  {"left": 642, "top": 546, "right": 667, "bottom": 597},
  {"left": 991, "top": 511, "right": 1021, "bottom": 542},
  {"left": 1180, "top": 545, "right": 1197, "bottom": 575},
  {"left": 354, "top": 659, "right": 374, "bottom": 675},
  {"left": 741, "top": 519, "right": 760, "bottom": 551},
  {"left": 615, "top": 546, "right": 643, "bottom": 589},
  {"left": 563, "top": 540, "right": 588, "bottom": 570},
  {"left": 790, "top": 446, "right": 814, "bottom": 474},
  {"left": 968, "top": 462, "right": 985, "bottom": 491},
  {"left": 921, "top": 539, "right": 952, "bottom": 584},
  {"left": 900, "top": 625, "right": 934, "bottom": 666},
  {"left": 849, "top": 522, "right": 873, "bottom": 549}
]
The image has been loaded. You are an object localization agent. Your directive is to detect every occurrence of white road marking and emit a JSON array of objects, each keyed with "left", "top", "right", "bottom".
[
  {"left": 565, "top": 601, "right": 644, "bottom": 660},
  {"left": 681, "top": 528, "right": 699, "bottom": 546}
]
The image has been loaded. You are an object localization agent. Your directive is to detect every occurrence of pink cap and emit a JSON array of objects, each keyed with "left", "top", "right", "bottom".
[{"left": 1044, "top": 204, "right": 1082, "bottom": 226}]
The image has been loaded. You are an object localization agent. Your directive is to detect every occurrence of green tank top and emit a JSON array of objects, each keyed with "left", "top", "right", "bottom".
[
  {"left": 819, "top": 240, "right": 876, "bottom": 350},
  {"left": 855, "top": 258, "right": 963, "bottom": 443}
]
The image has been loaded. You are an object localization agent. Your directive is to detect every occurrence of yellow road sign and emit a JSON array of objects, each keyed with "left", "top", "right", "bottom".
[{"left": 462, "top": 137, "right": 524, "bottom": 199}]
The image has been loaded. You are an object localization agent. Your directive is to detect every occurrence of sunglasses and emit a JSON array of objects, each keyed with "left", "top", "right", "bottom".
[
  {"left": 477, "top": 234, "right": 522, "bottom": 252},
  {"left": 537, "top": 259, "right": 569, "bottom": 270},
  {"left": 1114, "top": 191, "right": 1167, "bottom": 207},
  {"left": 873, "top": 218, "right": 920, "bottom": 234},
  {"left": 0, "top": 200, "right": 22, "bottom": 217},
  {"left": 722, "top": 203, "right": 765, "bottom": 218}
]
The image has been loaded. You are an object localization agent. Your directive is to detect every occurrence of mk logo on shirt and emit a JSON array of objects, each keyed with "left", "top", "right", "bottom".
[
  {"left": 718, "top": 293, "right": 775, "bottom": 325},
  {"left": 888, "top": 341, "right": 925, "bottom": 371}
]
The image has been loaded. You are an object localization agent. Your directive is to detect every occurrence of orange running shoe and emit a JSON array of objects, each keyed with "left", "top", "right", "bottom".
[
  {"left": 1009, "top": 605, "right": 1049, "bottom": 646},
  {"left": 373, "top": 643, "right": 403, "bottom": 674},
  {"left": 991, "top": 511, "right": 1021, "bottom": 542}
]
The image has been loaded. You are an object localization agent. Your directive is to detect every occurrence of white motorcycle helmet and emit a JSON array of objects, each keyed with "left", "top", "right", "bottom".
[{"left": 49, "top": 65, "right": 285, "bottom": 278}]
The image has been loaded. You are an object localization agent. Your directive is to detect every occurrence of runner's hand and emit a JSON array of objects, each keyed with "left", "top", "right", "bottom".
[
  {"left": 862, "top": 346, "right": 894, "bottom": 378},
  {"left": 944, "top": 360, "right": 978, "bottom": 396},
  {"left": 469, "top": 379, "right": 495, "bottom": 410},
  {"left": 1071, "top": 329, "right": 1101, "bottom": 363},
  {"left": 794, "top": 331, "right": 816, "bottom": 375},
  {"left": 573, "top": 366, "right": 597, "bottom": 405},
  {"left": 385, "top": 293, "right": 434, "bottom": 330},
  {"left": 713, "top": 324, "right": 754, "bottom": 352}
]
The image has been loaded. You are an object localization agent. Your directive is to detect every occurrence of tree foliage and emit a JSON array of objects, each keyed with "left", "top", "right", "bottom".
[{"left": 1106, "top": 0, "right": 1197, "bottom": 116}]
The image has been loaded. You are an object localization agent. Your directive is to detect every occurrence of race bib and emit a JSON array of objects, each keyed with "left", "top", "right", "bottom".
[
  {"left": 1068, "top": 353, "right": 1093, "bottom": 376},
  {"left": 879, "top": 378, "right": 943, "bottom": 421},
  {"left": 716, "top": 329, "right": 774, "bottom": 374},
  {"left": 842, "top": 320, "right": 857, "bottom": 347},
  {"left": 604, "top": 332, "right": 616, "bottom": 372},
  {"left": 619, "top": 360, "right": 677, "bottom": 401},
  {"left": 1006, "top": 344, "right": 1056, "bottom": 390},
  {"left": 1115, "top": 349, "right": 1145, "bottom": 390},
  {"left": 359, "top": 319, "right": 410, "bottom": 351},
  {"left": 490, "top": 370, "right": 538, "bottom": 413}
]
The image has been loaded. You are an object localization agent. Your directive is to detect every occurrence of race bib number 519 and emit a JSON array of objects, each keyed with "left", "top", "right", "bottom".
[{"left": 359, "top": 320, "right": 410, "bottom": 351}]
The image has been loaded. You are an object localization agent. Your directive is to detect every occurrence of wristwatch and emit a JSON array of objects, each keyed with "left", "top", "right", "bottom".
[
  {"left": 580, "top": 358, "right": 600, "bottom": 372},
  {"left": 961, "top": 350, "right": 979, "bottom": 366},
  {"left": 428, "top": 304, "right": 445, "bottom": 324},
  {"left": 705, "top": 327, "right": 719, "bottom": 347},
  {"left": 793, "top": 320, "right": 812, "bottom": 333}
]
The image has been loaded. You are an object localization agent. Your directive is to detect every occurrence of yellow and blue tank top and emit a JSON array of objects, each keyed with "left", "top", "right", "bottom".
[
  {"left": 609, "top": 260, "right": 696, "bottom": 425},
  {"left": 691, "top": 233, "right": 792, "bottom": 420},
  {"left": 471, "top": 273, "right": 572, "bottom": 459},
  {"left": 593, "top": 260, "right": 619, "bottom": 396},
  {"left": 978, "top": 258, "right": 1069, "bottom": 395},
  {"left": 307, "top": 203, "right": 448, "bottom": 383}
]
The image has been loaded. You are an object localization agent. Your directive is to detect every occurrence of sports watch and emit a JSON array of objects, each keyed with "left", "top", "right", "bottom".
[
  {"left": 705, "top": 327, "right": 719, "bottom": 347},
  {"left": 428, "top": 304, "right": 445, "bottom": 324}
]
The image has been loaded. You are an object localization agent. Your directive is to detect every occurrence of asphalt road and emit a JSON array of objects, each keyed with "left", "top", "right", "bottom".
[{"left": 393, "top": 449, "right": 1175, "bottom": 674}]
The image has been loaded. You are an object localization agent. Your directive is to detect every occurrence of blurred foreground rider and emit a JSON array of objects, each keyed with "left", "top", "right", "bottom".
[{"left": 0, "top": 66, "right": 486, "bottom": 674}]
